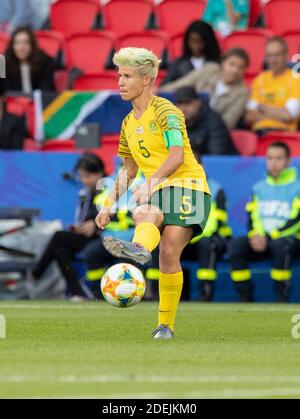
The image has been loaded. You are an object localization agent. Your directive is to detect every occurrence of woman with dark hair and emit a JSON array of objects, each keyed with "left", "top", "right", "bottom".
[
  {"left": 0, "top": 26, "right": 55, "bottom": 93},
  {"left": 28, "top": 153, "right": 106, "bottom": 300},
  {"left": 161, "top": 20, "right": 221, "bottom": 85}
]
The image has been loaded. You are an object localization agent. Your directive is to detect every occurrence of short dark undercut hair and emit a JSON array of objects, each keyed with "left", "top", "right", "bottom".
[{"left": 222, "top": 47, "right": 250, "bottom": 68}]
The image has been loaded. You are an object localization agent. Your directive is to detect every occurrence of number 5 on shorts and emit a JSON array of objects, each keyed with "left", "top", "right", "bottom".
[{"left": 180, "top": 196, "right": 192, "bottom": 215}]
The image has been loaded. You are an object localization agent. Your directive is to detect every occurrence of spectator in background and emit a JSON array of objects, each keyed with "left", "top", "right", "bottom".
[
  {"left": 0, "top": 27, "right": 55, "bottom": 94},
  {"left": 0, "top": 0, "right": 33, "bottom": 33},
  {"left": 203, "top": 0, "right": 249, "bottom": 37},
  {"left": 175, "top": 86, "right": 237, "bottom": 156},
  {"left": 245, "top": 37, "right": 300, "bottom": 136},
  {"left": 0, "top": 93, "right": 27, "bottom": 150},
  {"left": 161, "top": 20, "right": 221, "bottom": 85},
  {"left": 28, "top": 154, "right": 106, "bottom": 300},
  {"left": 160, "top": 48, "right": 250, "bottom": 130},
  {"left": 229, "top": 142, "right": 300, "bottom": 303}
]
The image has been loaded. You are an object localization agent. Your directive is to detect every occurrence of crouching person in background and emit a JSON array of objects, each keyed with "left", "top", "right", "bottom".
[
  {"left": 229, "top": 142, "right": 300, "bottom": 303},
  {"left": 28, "top": 153, "right": 105, "bottom": 300}
]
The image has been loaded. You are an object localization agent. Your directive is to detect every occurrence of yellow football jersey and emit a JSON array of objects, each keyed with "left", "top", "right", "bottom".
[{"left": 118, "top": 96, "right": 210, "bottom": 195}]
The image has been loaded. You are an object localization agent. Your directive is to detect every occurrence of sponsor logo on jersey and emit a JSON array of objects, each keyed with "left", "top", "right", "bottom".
[{"left": 149, "top": 120, "right": 158, "bottom": 134}]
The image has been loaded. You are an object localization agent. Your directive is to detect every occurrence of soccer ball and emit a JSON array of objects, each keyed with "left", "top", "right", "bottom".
[{"left": 101, "top": 263, "right": 146, "bottom": 308}]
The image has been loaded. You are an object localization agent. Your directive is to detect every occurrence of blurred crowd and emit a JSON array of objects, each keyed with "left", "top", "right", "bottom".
[{"left": 0, "top": 1, "right": 299, "bottom": 153}]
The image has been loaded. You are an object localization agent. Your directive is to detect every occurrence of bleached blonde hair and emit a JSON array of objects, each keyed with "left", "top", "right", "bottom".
[{"left": 113, "top": 47, "right": 161, "bottom": 81}]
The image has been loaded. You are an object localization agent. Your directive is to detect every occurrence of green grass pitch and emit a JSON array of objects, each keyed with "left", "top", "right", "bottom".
[{"left": 0, "top": 301, "right": 300, "bottom": 399}]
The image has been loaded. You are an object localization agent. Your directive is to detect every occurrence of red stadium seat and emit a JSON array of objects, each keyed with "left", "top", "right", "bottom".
[
  {"left": 244, "top": 73, "right": 257, "bottom": 88},
  {"left": 26, "top": 101, "right": 35, "bottom": 140},
  {"left": 73, "top": 69, "right": 165, "bottom": 91},
  {"left": 64, "top": 32, "right": 115, "bottom": 74},
  {"left": 43, "top": 134, "right": 120, "bottom": 148},
  {"left": 155, "top": 0, "right": 206, "bottom": 36},
  {"left": 256, "top": 132, "right": 300, "bottom": 157},
  {"left": 231, "top": 130, "right": 258, "bottom": 156},
  {"left": 265, "top": 0, "right": 300, "bottom": 35},
  {"left": 73, "top": 73, "right": 119, "bottom": 90},
  {"left": 50, "top": 0, "right": 100, "bottom": 37},
  {"left": 117, "top": 31, "right": 168, "bottom": 60},
  {"left": 223, "top": 29, "right": 273, "bottom": 78},
  {"left": 5, "top": 96, "right": 35, "bottom": 138},
  {"left": 0, "top": 33, "right": 9, "bottom": 54},
  {"left": 168, "top": 33, "right": 184, "bottom": 59},
  {"left": 54, "top": 70, "right": 69, "bottom": 92},
  {"left": 41, "top": 139, "right": 75, "bottom": 151},
  {"left": 5, "top": 96, "right": 32, "bottom": 116},
  {"left": 41, "top": 139, "right": 117, "bottom": 174},
  {"left": 23, "top": 138, "right": 39, "bottom": 151},
  {"left": 282, "top": 31, "right": 300, "bottom": 58},
  {"left": 249, "top": 0, "right": 263, "bottom": 27},
  {"left": 102, "top": 0, "right": 153, "bottom": 35},
  {"left": 35, "top": 31, "right": 64, "bottom": 58},
  {"left": 154, "top": 70, "right": 167, "bottom": 87},
  {"left": 102, "top": 134, "right": 119, "bottom": 144},
  {"left": 93, "top": 143, "right": 118, "bottom": 174}
]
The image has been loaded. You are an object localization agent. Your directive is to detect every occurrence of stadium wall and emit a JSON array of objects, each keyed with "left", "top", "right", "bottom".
[
  {"left": 1, "top": 152, "right": 300, "bottom": 235},
  {"left": 1, "top": 152, "right": 300, "bottom": 302}
]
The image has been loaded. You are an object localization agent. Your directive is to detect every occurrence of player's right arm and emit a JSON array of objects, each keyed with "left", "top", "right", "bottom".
[
  {"left": 96, "top": 117, "right": 137, "bottom": 230},
  {"left": 95, "top": 157, "right": 138, "bottom": 230}
]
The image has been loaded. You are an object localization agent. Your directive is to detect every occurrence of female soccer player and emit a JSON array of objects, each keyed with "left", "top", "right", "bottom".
[{"left": 95, "top": 48, "right": 211, "bottom": 339}]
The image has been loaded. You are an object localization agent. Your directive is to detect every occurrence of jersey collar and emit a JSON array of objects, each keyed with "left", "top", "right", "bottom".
[{"left": 266, "top": 167, "right": 297, "bottom": 186}]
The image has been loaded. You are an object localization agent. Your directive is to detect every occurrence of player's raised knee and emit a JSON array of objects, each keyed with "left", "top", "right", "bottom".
[{"left": 133, "top": 204, "right": 164, "bottom": 226}]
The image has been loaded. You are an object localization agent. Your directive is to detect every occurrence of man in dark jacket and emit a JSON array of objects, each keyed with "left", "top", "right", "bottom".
[
  {"left": 175, "top": 86, "right": 237, "bottom": 156},
  {"left": 0, "top": 94, "right": 27, "bottom": 150}
]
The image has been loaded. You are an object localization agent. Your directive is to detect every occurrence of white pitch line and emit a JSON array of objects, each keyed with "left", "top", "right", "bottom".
[
  {"left": 0, "top": 304, "right": 101, "bottom": 310},
  {"left": 0, "top": 304, "right": 299, "bottom": 312},
  {"left": 25, "top": 388, "right": 300, "bottom": 399},
  {"left": 185, "top": 388, "right": 300, "bottom": 399},
  {"left": 1, "top": 375, "right": 300, "bottom": 384}
]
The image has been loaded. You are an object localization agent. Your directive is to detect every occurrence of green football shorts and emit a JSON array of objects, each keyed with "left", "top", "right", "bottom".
[{"left": 148, "top": 186, "right": 211, "bottom": 244}]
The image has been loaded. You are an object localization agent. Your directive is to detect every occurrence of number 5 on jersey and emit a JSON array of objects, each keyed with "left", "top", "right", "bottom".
[{"left": 138, "top": 139, "right": 151, "bottom": 158}]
